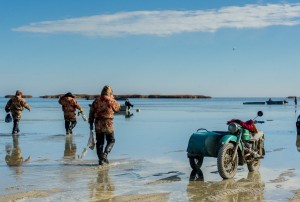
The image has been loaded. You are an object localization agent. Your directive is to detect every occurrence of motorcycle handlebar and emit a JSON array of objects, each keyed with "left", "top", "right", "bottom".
[{"left": 254, "top": 120, "right": 265, "bottom": 124}]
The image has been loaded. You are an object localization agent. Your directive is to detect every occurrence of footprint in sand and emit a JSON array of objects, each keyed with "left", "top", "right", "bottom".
[
  {"left": 146, "top": 175, "right": 181, "bottom": 185},
  {"left": 269, "top": 169, "right": 296, "bottom": 184},
  {"left": 273, "top": 148, "right": 287, "bottom": 152}
]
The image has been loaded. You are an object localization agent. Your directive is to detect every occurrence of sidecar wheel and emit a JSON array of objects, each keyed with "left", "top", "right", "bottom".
[
  {"left": 217, "top": 143, "right": 238, "bottom": 179},
  {"left": 189, "top": 156, "right": 204, "bottom": 170},
  {"left": 247, "top": 159, "right": 261, "bottom": 172}
]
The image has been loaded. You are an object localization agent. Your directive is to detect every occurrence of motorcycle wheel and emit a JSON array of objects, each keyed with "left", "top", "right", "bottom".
[
  {"left": 189, "top": 156, "right": 204, "bottom": 170},
  {"left": 247, "top": 159, "right": 261, "bottom": 172},
  {"left": 217, "top": 143, "right": 238, "bottom": 179}
]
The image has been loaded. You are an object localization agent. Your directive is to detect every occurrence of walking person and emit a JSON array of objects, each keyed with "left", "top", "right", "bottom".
[
  {"left": 5, "top": 90, "right": 30, "bottom": 135},
  {"left": 89, "top": 85, "right": 120, "bottom": 165},
  {"left": 125, "top": 99, "right": 134, "bottom": 110},
  {"left": 58, "top": 92, "right": 83, "bottom": 135},
  {"left": 295, "top": 97, "right": 297, "bottom": 106}
]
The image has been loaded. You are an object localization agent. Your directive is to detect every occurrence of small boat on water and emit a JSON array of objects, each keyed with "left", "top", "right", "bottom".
[
  {"left": 120, "top": 105, "right": 128, "bottom": 112},
  {"left": 115, "top": 105, "right": 130, "bottom": 114},
  {"left": 266, "top": 100, "right": 288, "bottom": 105},
  {"left": 243, "top": 102, "right": 266, "bottom": 105}
]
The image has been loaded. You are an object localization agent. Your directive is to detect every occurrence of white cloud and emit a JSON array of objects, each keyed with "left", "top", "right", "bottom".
[{"left": 13, "top": 3, "right": 300, "bottom": 37}]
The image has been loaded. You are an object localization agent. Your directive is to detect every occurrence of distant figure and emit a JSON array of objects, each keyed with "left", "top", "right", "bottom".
[
  {"left": 268, "top": 98, "right": 272, "bottom": 102},
  {"left": 125, "top": 99, "right": 134, "bottom": 110},
  {"left": 5, "top": 90, "right": 30, "bottom": 135},
  {"left": 58, "top": 92, "right": 83, "bottom": 135},
  {"left": 89, "top": 85, "right": 120, "bottom": 166},
  {"left": 295, "top": 97, "right": 297, "bottom": 106}
]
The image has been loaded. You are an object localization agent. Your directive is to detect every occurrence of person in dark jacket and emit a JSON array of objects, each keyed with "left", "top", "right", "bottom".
[{"left": 125, "top": 99, "right": 134, "bottom": 110}]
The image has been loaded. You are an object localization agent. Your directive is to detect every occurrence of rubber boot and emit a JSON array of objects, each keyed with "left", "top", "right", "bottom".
[
  {"left": 98, "top": 159, "right": 104, "bottom": 166},
  {"left": 65, "top": 120, "right": 70, "bottom": 135},
  {"left": 97, "top": 144, "right": 104, "bottom": 165},
  {"left": 12, "top": 120, "right": 20, "bottom": 135},
  {"left": 102, "top": 152, "right": 109, "bottom": 164},
  {"left": 103, "top": 141, "right": 114, "bottom": 164},
  {"left": 69, "top": 121, "right": 77, "bottom": 135}
]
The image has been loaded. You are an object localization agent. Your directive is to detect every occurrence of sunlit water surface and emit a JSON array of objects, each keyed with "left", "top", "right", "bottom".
[{"left": 0, "top": 97, "right": 299, "bottom": 201}]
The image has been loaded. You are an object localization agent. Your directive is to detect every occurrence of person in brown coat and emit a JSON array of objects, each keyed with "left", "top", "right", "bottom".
[
  {"left": 89, "top": 85, "right": 120, "bottom": 165},
  {"left": 58, "top": 92, "right": 83, "bottom": 135},
  {"left": 5, "top": 90, "right": 30, "bottom": 134}
]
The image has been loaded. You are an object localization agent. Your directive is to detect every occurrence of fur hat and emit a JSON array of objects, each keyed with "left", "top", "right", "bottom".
[{"left": 15, "top": 90, "right": 23, "bottom": 97}]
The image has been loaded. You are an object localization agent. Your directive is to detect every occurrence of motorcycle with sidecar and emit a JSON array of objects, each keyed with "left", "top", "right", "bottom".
[{"left": 187, "top": 111, "right": 265, "bottom": 179}]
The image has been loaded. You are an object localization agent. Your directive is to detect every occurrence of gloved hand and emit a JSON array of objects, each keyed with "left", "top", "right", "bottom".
[
  {"left": 78, "top": 109, "right": 83, "bottom": 116},
  {"left": 90, "top": 124, "right": 93, "bottom": 130}
]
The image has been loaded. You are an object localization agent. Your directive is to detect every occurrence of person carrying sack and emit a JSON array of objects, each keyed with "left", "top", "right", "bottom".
[
  {"left": 89, "top": 85, "right": 120, "bottom": 166},
  {"left": 58, "top": 92, "right": 83, "bottom": 135},
  {"left": 5, "top": 90, "right": 30, "bottom": 135}
]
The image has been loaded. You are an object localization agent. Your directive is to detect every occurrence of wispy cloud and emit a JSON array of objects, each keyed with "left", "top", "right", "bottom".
[{"left": 13, "top": 3, "right": 300, "bottom": 37}]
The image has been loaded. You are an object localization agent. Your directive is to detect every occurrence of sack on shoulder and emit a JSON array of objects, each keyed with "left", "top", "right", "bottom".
[
  {"left": 5, "top": 113, "right": 12, "bottom": 123},
  {"left": 87, "top": 130, "right": 96, "bottom": 150}
]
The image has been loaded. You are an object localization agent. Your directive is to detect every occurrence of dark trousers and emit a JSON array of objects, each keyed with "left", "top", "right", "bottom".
[
  {"left": 12, "top": 119, "right": 20, "bottom": 134},
  {"left": 96, "top": 132, "right": 115, "bottom": 160},
  {"left": 65, "top": 120, "right": 77, "bottom": 133}
]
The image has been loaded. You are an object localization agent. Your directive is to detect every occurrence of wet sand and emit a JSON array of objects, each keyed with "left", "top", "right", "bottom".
[
  {"left": 1, "top": 147, "right": 299, "bottom": 202},
  {"left": 0, "top": 189, "right": 62, "bottom": 201}
]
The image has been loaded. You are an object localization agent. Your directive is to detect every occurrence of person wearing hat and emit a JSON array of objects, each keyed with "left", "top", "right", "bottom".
[
  {"left": 89, "top": 85, "right": 120, "bottom": 166},
  {"left": 5, "top": 90, "right": 31, "bottom": 135},
  {"left": 58, "top": 92, "right": 83, "bottom": 135}
]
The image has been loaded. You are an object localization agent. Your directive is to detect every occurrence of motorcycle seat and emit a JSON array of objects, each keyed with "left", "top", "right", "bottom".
[{"left": 251, "top": 130, "right": 264, "bottom": 140}]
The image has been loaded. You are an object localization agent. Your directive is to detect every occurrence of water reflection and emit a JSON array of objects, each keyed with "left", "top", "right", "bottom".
[
  {"left": 5, "top": 135, "right": 30, "bottom": 167},
  {"left": 89, "top": 168, "right": 115, "bottom": 201},
  {"left": 187, "top": 169, "right": 264, "bottom": 201},
  {"left": 115, "top": 110, "right": 134, "bottom": 118},
  {"left": 296, "top": 135, "right": 300, "bottom": 152},
  {"left": 64, "top": 135, "right": 77, "bottom": 160},
  {"left": 125, "top": 112, "right": 134, "bottom": 118}
]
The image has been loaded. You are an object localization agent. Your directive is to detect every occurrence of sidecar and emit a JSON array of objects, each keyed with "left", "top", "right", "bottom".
[{"left": 187, "top": 129, "right": 240, "bottom": 170}]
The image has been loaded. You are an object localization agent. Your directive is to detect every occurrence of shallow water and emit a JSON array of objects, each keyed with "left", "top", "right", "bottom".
[{"left": 0, "top": 97, "right": 299, "bottom": 201}]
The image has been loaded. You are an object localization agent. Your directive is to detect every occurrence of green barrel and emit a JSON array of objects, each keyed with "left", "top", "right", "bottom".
[{"left": 187, "top": 131, "right": 228, "bottom": 158}]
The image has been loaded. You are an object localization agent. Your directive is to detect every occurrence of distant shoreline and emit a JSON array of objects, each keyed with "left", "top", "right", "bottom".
[
  {"left": 4, "top": 95, "right": 298, "bottom": 99},
  {"left": 5, "top": 95, "right": 33, "bottom": 98},
  {"left": 39, "top": 94, "right": 212, "bottom": 100}
]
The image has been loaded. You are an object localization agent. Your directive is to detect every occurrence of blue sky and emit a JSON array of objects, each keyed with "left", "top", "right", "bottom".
[{"left": 1, "top": 0, "right": 300, "bottom": 97}]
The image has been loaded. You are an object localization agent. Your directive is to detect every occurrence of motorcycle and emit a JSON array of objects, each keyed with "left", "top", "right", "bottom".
[{"left": 187, "top": 111, "right": 265, "bottom": 179}]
